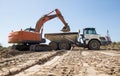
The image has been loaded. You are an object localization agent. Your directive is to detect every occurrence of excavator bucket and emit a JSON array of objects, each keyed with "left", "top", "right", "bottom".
[{"left": 61, "top": 25, "right": 70, "bottom": 32}]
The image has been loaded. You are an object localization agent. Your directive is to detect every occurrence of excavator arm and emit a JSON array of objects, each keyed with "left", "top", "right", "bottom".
[
  {"left": 55, "top": 9, "right": 70, "bottom": 32},
  {"left": 35, "top": 9, "right": 70, "bottom": 32}
]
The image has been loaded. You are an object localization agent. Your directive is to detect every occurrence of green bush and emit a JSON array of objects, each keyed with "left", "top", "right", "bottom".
[
  {"left": 0, "top": 43, "right": 5, "bottom": 51},
  {"left": 111, "top": 42, "right": 120, "bottom": 50},
  {"left": 0, "top": 43, "right": 2, "bottom": 47}
]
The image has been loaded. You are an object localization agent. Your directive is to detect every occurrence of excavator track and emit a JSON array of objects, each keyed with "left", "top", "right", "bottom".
[
  {"left": 11, "top": 45, "right": 30, "bottom": 51},
  {"left": 30, "top": 44, "right": 52, "bottom": 51},
  {"left": 11, "top": 44, "right": 52, "bottom": 51}
]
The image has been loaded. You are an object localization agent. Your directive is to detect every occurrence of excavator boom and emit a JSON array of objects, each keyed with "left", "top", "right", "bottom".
[
  {"left": 55, "top": 9, "right": 70, "bottom": 32},
  {"left": 35, "top": 9, "right": 70, "bottom": 32},
  {"left": 35, "top": 14, "right": 57, "bottom": 32}
]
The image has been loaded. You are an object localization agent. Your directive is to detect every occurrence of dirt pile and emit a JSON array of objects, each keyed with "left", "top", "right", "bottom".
[{"left": 0, "top": 49, "right": 32, "bottom": 58}]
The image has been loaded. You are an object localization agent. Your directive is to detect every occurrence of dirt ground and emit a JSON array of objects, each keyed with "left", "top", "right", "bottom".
[{"left": 0, "top": 48, "right": 120, "bottom": 76}]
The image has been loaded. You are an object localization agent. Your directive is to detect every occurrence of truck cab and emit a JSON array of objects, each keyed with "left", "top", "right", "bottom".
[{"left": 80, "top": 28, "right": 111, "bottom": 50}]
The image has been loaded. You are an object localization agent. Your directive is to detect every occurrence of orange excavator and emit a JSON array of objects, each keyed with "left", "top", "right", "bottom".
[{"left": 8, "top": 9, "right": 70, "bottom": 51}]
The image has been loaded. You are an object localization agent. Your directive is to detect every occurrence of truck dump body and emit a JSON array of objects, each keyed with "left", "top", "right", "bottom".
[{"left": 45, "top": 32, "right": 78, "bottom": 43}]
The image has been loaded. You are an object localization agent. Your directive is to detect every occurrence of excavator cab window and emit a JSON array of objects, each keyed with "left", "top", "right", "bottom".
[{"left": 25, "top": 27, "right": 35, "bottom": 32}]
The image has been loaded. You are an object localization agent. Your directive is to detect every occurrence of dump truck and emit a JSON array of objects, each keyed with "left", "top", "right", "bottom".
[{"left": 45, "top": 27, "right": 111, "bottom": 50}]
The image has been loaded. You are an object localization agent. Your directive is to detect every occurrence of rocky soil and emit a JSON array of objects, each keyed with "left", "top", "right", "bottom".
[{"left": 0, "top": 48, "right": 120, "bottom": 76}]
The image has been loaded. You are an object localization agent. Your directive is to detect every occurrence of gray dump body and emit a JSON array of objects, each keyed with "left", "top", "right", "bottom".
[{"left": 45, "top": 32, "right": 78, "bottom": 43}]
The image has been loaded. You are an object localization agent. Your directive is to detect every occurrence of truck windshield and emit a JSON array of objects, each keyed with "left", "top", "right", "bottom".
[{"left": 85, "top": 28, "right": 97, "bottom": 34}]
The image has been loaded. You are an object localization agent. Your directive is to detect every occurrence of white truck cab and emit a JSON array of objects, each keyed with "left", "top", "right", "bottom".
[{"left": 81, "top": 28, "right": 111, "bottom": 50}]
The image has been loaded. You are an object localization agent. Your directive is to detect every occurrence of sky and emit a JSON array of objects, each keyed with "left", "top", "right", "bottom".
[{"left": 0, "top": 0, "right": 120, "bottom": 47}]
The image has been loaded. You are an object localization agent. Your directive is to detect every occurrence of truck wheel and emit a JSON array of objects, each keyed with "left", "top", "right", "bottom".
[
  {"left": 88, "top": 40, "right": 100, "bottom": 50},
  {"left": 59, "top": 42, "right": 71, "bottom": 50},
  {"left": 49, "top": 42, "right": 58, "bottom": 50}
]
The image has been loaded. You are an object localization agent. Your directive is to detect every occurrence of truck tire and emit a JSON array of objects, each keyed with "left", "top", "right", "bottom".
[
  {"left": 88, "top": 40, "right": 100, "bottom": 50},
  {"left": 49, "top": 42, "right": 58, "bottom": 50},
  {"left": 59, "top": 42, "right": 71, "bottom": 50}
]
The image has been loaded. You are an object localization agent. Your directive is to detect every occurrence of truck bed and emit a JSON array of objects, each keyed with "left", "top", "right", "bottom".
[{"left": 45, "top": 32, "right": 78, "bottom": 43}]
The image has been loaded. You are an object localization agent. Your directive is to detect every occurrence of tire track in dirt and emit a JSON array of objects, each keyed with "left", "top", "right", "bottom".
[
  {"left": 0, "top": 51, "right": 66, "bottom": 76},
  {"left": 15, "top": 50, "right": 70, "bottom": 76},
  {"left": 81, "top": 50, "right": 120, "bottom": 76}
]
